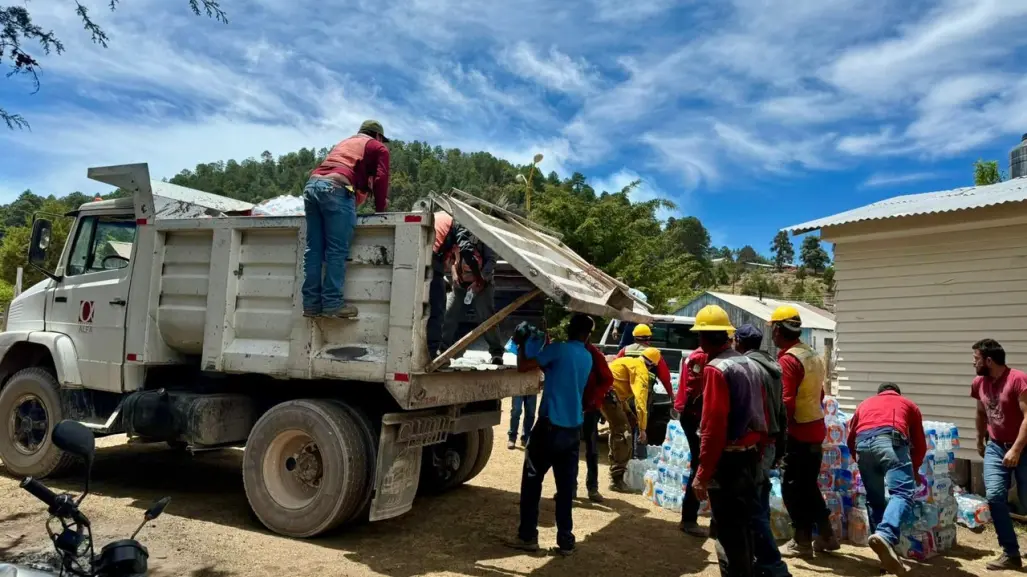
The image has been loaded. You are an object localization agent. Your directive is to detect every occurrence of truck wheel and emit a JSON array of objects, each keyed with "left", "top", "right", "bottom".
[
  {"left": 242, "top": 399, "right": 370, "bottom": 538},
  {"left": 462, "top": 428, "right": 494, "bottom": 484},
  {"left": 0, "top": 367, "right": 76, "bottom": 478},
  {"left": 419, "top": 431, "right": 480, "bottom": 493},
  {"left": 329, "top": 401, "right": 377, "bottom": 525}
]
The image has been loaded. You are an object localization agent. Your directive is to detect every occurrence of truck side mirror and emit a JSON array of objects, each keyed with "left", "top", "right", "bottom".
[{"left": 28, "top": 218, "right": 60, "bottom": 282}]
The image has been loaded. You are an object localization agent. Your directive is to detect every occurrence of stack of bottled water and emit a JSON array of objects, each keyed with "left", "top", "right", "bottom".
[
  {"left": 953, "top": 488, "right": 991, "bottom": 529},
  {"left": 818, "top": 398, "right": 867, "bottom": 544},
  {"left": 629, "top": 420, "right": 710, "bottom": 515},
  {"left": 897, "top": 420, "right": 961, "bottom": 560}
]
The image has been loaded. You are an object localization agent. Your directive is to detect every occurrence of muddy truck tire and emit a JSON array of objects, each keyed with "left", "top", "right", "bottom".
[
  {"left": 0, "top": 367, "right": 77, "bottom": 478},
  {"left": 462, "top": 427, "right": 494, "bottom": 485},
  {"left": 242, "top": 399, "right": 371, "bottom": 538}
]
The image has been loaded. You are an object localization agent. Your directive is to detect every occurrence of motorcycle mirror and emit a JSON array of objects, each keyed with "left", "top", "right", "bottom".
[
  {"left": 52, "top": 420, "right": 96, "bottom": 500},
  {"left": 53, "top": 420, "right": 96, "bottom": 461},
  {"left": 144, "top": 497, "right": 171, "bottom": 521}
]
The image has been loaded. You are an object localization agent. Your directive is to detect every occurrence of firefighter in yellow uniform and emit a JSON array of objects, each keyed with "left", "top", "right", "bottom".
[{"left": 603, "top": 347, "right": 662, "bottom": 492}]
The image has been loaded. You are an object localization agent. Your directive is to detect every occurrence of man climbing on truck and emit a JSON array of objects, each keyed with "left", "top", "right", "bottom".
[{"left": 302, "top": 119, "right": 391, "bottom": 319}]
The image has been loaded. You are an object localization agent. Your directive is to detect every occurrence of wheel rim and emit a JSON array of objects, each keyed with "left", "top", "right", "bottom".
[
  {"left": 429, "top": 436, "right": 464, "bottom": 480},
  {"left": 262, "top": 429, "right": 324, "bottom": 510},
  {"left": 8, "top": 393, "right": 49, "bottom": 456}
]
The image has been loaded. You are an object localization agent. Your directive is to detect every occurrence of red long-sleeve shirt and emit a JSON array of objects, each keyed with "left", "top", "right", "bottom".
[
  {"left": 695, "top": 344, "right": 763, "bottom": 484},
  {"left": 583, "top": 343, "right": 614, "bottom": 412},
  {"left": 616, "top": 346, "right": 671, "bottom": 390},
  {"left": 846, "top": 391, "right": 927, "bottom": 474},
  {"left": 778, "top": 342, "right": 826, "bottom": 444},
  {"left": 674, "top": 348, "right": 707, "bottom": 413},
  {"left": 312, "top": 137, "right": 391, "bottom": 212}
]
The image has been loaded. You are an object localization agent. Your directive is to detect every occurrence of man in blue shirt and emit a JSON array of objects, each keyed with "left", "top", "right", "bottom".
[{"left": 511, "top": 313, "right": 595, "bottom": 556}]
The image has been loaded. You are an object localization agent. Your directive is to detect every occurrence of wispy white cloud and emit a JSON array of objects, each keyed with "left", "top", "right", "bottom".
[
  {"left": 2, "top": 0, "right": 1027, "bottom": 205},
  {"left": 861, "top": 171, "right": 942, "bottom": 188},
  {"left": 590, "top": 168, "right": 681, "bottom": 221},
  {"left": 500, "top": 43, "right": 599, "bottom": 95}
]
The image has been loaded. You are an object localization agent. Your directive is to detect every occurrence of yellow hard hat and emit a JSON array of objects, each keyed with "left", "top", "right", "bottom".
[
  {"left": 690, "top": 305, "right": 736, "bottom": 333},
  {"left": 641, "top": 347, "right": 662, "bottom": 365},
  {"left": 632, "top": 324, "right": 653, "bottom": 338},
  {"left": 770, "top": 305, "right": 802, "bottom": 325}
]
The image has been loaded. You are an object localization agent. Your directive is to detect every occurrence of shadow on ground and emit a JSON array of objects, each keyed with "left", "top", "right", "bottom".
[{"left": 3, "top": 440, "right": 709, "bottom": 577}]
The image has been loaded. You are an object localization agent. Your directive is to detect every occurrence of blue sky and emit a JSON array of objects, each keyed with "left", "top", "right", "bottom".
[{"left": 2, "top": 0, "right": 1027, "bottom": 255}]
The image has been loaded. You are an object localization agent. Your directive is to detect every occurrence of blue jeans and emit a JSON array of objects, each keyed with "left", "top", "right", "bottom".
[
  {"left": 856, "top": 431, "right": 915, "bottom": 546},
  {"left": 984, "top": 440, "right": 1027, "bottom": 557},
  {"left": 301, "top": 178, "right": 357, "bottom": 314},
  {"left": 509, "top": 396, "right": 536, "bottom": 442},
  {"left": 754, "top": 447, "right": 790, "bottom": 577},
  {"left": 519, "top": 420, "right": 580, "bottom": 550}
]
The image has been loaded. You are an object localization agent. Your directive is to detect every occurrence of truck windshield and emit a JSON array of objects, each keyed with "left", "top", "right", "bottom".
[{"left": 649, "top": 323, "right": 699, "bottom": 351}]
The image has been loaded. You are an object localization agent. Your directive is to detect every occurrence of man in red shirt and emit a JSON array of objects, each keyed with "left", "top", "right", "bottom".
[
  {"left": 302, "top": 120, "right": 391, "bottom": 319},
  {"left": 616, "top": 324, "right": 672, "bottom": 391},
  {"left": 675, "top": 347, "right": 708, "bottom": 537},
  {"left": 770, "top": 305, "right": 837, "bottom": 556},
  {"left": 582, "top": 342, "right": 614, "bottom": 503},
  {"left": 971, "top": 338, "right": 1027, "bottom": 571},
  {"left": 689, "top": 306, "right": 766, "bottom": 576},
  {"left": 847, "top": 382, "right": 926, "bottom": 576}
]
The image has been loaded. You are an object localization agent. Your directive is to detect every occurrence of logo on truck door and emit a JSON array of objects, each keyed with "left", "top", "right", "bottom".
[{"left": 79, "top": 300, "right": 94, "bottom": 323}]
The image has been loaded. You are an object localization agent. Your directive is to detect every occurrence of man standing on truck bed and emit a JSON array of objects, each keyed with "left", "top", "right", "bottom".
[
  {"left": 512, "top": 314, "right": 595, "bottom": 556},
  {"left": 301, "top": 120, "right": 391, "bottom": 319},
  {"left": 771, "top": 305, "right": 838, "bottom": 557},
  {"left": 689, "top": 305, "right": 767, "bottom": 577},
  {"left": 604, "top": 347, "right": 662, "bottom": 492},
  {"left": 970, "top": 338, "right": 1027, "bottom": 571},
  {"left": 440, "top": 228, "right": 505, "bottom": 364}
]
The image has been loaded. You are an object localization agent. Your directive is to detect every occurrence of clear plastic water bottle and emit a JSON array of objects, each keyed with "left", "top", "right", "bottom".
[{"left": 463, "top": 287, "right": 476, "bottom": 305}]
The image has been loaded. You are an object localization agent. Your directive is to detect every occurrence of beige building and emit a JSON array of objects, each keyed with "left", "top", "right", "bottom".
[{"left": 787, "top": 177, "right": 1027, "bottom": 461}]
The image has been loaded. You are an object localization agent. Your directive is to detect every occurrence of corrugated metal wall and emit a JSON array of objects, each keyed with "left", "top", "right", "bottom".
[
  {"left": 675, "top": 293, "right": 817, "bottom": 356},
  {"left": 830, "top": 223, "right": 1027, "bottom": 461}
]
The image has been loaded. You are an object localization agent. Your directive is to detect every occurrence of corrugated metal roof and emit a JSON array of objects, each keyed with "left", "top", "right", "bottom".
[
  {"left": 785, "top": 176, "right": 1027, "bottom": 234},
  {"left": 707, "top": 291, "right": 836, "bottom": 331}
]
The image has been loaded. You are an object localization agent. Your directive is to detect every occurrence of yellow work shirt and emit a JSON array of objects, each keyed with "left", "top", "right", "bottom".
[{"left": 609, "top": 356, "right": 651, "bottom": 430}]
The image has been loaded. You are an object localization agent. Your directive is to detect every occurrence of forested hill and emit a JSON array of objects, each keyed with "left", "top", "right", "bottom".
[{"left": 0, "top": 139, "right": 832, "bottom": 313}]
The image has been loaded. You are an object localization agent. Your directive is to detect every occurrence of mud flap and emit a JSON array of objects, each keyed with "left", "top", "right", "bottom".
[{"left": 369, "top": 411, "right": 454, "bottom": 522}]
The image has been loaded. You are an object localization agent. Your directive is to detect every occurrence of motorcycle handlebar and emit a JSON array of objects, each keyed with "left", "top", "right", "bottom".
[{"left": 20, "top": 477, "right": 59, "bottom": 509}]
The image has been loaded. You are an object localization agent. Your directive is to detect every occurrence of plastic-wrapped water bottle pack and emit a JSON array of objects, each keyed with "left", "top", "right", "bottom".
[{"left": 626, "top": 397, "right": 987, "bottom": 556}]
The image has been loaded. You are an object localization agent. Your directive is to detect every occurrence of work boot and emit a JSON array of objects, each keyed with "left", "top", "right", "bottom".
[
  {"left": 679, "top": 521, "right": 708, "bottom": 538},
  {"left": 322, "top": 304, "right": 358, "bottom": 319},
  {"left": 780, "top": 529, "right": 814, "bottom": 558},
  {"left": 868, "top": 534, "right": 909, "bottom": 576},
  {"left": 587, "top": 489, "right": 604, "bottom": 503},
  {"left": 507, "top": 537, "right": 540, "bottom": 553},
  {"left": 490, "top": 356, "right": 504, "bottom": 366},
  {"left": 609, "top": 478, "right": 631, "bottom": 493},
  {"left": 986, "top": 553, "right": 1022, "bottom": 571}
]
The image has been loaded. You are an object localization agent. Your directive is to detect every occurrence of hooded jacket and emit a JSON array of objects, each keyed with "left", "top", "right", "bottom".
[{"left": 744, "top": 349, "right": 787, "bottom": 460}]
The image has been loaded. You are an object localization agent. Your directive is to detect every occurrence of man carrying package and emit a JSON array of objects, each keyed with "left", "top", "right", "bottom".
[
  {"left": 847, "top": 382, "right": 926, "bottom": 576},
  {"left": 603, "top": 348, "right": 662, "bottom": 492}
]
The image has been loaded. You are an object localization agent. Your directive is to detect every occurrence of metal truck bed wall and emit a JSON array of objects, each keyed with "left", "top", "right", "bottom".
[{"left": 147, "top": 213, "right": 434, "bottom": 388}]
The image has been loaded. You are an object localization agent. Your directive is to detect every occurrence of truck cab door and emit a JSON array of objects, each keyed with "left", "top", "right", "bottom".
[{"left": 46, "top": 213, "right": 137, "bottom": 393}]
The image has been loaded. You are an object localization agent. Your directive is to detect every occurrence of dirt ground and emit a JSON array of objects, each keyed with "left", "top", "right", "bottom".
[{"left": 0, "top": 406, "right": 1020, "bottom": 577}]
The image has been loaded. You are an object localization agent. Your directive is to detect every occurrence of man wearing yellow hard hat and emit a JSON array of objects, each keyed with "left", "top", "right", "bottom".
[
  {"left": 769, "top": 305, "right": 837, "bottom": 556},
  {"left": 616, "top": 324, "right": 673, "bottom": 394},
  {"left": 603, "top": 347, "right": 662, "bottom": 492},
  {"left": 689, "top": 305, "right": 768, "bottom": 576}
]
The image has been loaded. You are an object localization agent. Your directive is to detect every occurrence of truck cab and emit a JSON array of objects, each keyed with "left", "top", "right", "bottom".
[
  {"left": 0, "top": 163, "right": 654, "bottom": 538},
  {"left": 597, "top": 315, "right": 697, "bottom": 444}
]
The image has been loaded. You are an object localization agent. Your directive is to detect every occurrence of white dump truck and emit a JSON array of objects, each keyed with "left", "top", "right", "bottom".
[{"left": 0, "top": 163, "right": 652, "bottom": 538}]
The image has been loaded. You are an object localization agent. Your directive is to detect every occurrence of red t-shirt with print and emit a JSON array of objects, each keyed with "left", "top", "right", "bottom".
[{"left": 972, "top": 368, "right": 1027, "bottom": 444}]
